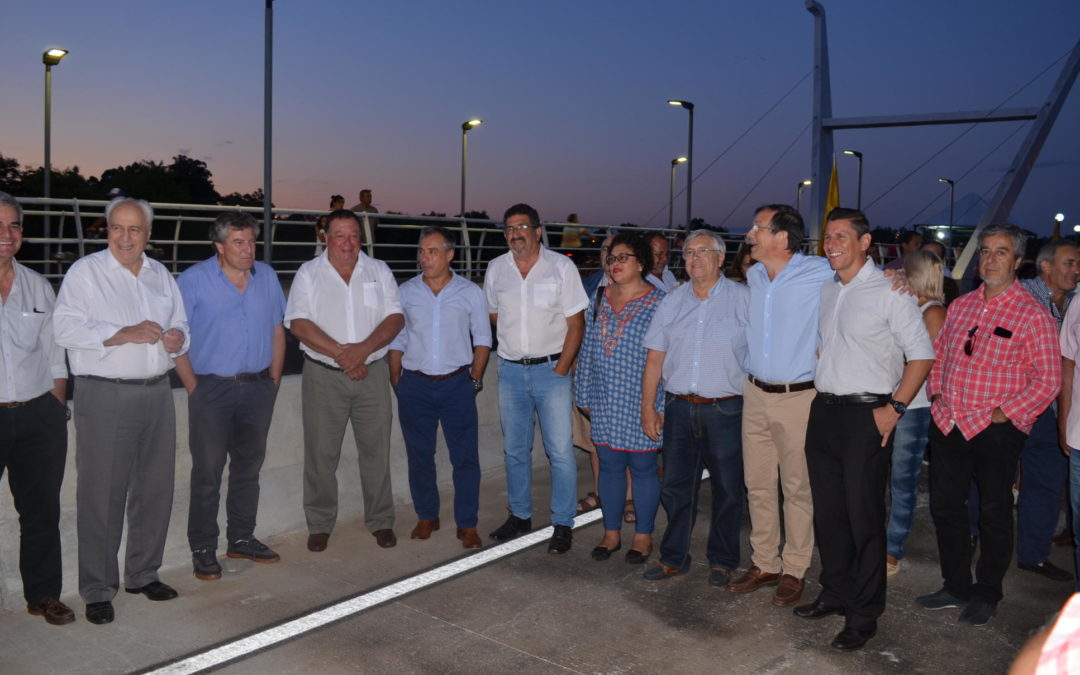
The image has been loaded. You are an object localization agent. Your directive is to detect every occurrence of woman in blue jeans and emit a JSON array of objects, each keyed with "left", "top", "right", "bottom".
[
  {"left": 575, "top": 233, "right": 665, "bottom": 563},
  {"left": 887, "top": 249, "right": 946, "bottom": 575}
]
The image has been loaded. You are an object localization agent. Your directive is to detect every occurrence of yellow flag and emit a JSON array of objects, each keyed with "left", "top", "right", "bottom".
[{"left": 816, "top": 158, "right": 840, "bottom": 256}]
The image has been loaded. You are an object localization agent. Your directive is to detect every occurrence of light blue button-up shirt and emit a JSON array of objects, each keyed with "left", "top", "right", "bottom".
[
  {"left": 389, "top": 273, "right": 492, "bottom": 375},
  {"left": 177, "top": 256, "right": 286, "bottom": 376},
  {"left": 643, "top": 275, "right": 749, "bottom": 398},
  {"left": 745, "top": 253, "right": 833, "bottom": 383}
]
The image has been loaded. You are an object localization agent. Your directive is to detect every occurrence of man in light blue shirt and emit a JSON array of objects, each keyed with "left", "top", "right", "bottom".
[
  {"left": 727, "top": 204, "right": 832, "bottom": 607},
  {"left": 641, "top": 229, "right": 749, "bottom": 587},
  {"left": 388, "top": 227, "right": 491, "bottom": 550},
  {"left": 174, "top": 211, "right": 286, "bottom": 581}
]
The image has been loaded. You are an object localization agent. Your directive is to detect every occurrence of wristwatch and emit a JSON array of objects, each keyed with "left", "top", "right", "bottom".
[
  {"left": 471, "top": 377, "right": 483, "bottom": 393},
  {"left": 888, "top": 398, "right": 907, "bottom": 417}
]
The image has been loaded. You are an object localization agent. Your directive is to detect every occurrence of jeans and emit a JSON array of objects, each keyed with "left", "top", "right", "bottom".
[
  {"left": 596, "top": 445, "right": 660, "bottom": 534},
  {"left": 886, "top": 407, "right": 930, "bottom": 559},
  {"left": 1071, "top": 449, "right": 1080, "bottom": 592},
  {"left": 657, "top": 395, "right": 744, "bottom": 571},
  {"left": 497, "top": 359, "right": 577, "bottom": 527},
  {"left": 1016, "top": 407, "right": 1067, "bottom": 566}
]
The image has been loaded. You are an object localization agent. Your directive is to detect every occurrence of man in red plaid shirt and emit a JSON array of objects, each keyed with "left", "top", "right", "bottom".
[{"left": 918, "top": 223, "right": 1061, "bottom": 627}]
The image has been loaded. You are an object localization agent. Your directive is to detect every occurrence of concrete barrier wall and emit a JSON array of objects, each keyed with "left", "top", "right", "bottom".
[{"left": 0, "top": 369, "right": 508, "bottom": 609}]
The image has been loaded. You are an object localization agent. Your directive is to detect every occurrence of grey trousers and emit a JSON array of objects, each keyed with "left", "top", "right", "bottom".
[
  {"left": 74, "top": 377, "right": 175, "bottom": 603},
  {"left": 301, "top": 358, "right": 394, "bottom": 534}
]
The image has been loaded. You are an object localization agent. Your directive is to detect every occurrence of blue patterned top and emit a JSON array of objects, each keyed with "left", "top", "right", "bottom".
[{"left": 575, "top": 286, "right": 666, "bottom": 451}]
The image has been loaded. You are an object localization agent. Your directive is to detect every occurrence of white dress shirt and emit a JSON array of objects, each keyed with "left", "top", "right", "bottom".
[
  {"left": 54, "top": 249, "right": 189, "bottom": 378},
  {"left": 484, "top": 247, "right": 589, "bottom": 361},
  {"left": 815, "top": 258, "right": 934, "bottom": 395},
  {"left": 284, "top": 250, "right": 402, "bottom": 366},
  {"left": 0, "top": 262, "right": 67, "bottom": 402},
  {"left": 646, "top": 267, "right": 679, "bottom": 293},
  {"left": 389, "top": 273, "right": 492, "bottom": 375}
]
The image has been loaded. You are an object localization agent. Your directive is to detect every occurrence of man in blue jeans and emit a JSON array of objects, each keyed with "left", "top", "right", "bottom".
[
  {"left": 640, "top": 229, "right": 750, "bottom": 587},
  {"left": 483, "top": 203, "right": 588, "bottom": 553}
]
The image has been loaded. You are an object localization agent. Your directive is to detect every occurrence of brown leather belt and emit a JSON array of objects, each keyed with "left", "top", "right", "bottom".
[
  {"left": 406, "top": 365, "right": 467, "bottom": 381},
  {"left": 672, "top": 393, "right": 740, "bottom": 404},
  {"left": 748, "top": 375, "right": 815, "bottom": 394},
  {"left": 0, "top": 393, "right": 51, "bottom": 408}
]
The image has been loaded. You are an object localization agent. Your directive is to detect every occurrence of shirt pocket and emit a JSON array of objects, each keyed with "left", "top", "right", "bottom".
[
  {"left": 148, "top": 294, "right": 174, "bottom": 328},
  {"left": 975, "top": 331, "right": 1020, "bottom": 368},
  {"left": 10, "top": 311, "right": 46, "bottom": 351},
  {"left": 533, "top": 283, "right": 558, "bottom": 309},
  {"left": 362, "top": 282, "right": 382, "bottom": 308}
]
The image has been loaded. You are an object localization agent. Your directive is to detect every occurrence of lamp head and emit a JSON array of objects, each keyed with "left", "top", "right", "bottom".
[
  {"left": 462, "top": 118, "right": 483, "bottom": 132},
  {"left": 842, "top": 149, "right": 862, "bottom": 158},
  {"left": 1055, "top": 213, "right": 1066, "bottom": 223},
  {"left": 800, "top": 179, "right": 812, "bottom": 187},
  {"left": 667, "top": 99, "right": 694, "bottom": 111},
  {"left": 937, "top": 178, "right": 954, "bottom": 186},
  {"left": 672, "top": 156, "right": 688, "bottom": 167},
  {"left": 43, "top": 48, "right": 68, "bottom": 66}
]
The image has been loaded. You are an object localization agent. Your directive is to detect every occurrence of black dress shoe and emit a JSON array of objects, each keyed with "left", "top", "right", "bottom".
[
  {"left": 124, "top": 581, "right": 179, "bottom": 601},
  {"left": 793, "top": 597, "right": 845, "bottom": 620},
  {"left": 489, "top": 514, "right": 532, "bottom": 541},
  {"left": 548, "top": 525, "right": 573, "bottom": 554},
  {"left": 625, "top": 549, "right": 649, "bottom": 565},
  {"left": 830, "top": 625, "right": 876, "bottom": 651},
  {"left": 86, "top": 601, "right": 115, "bottom": 625},
  {"left": 1018, "top": 560, "right": 1074, "bottom": 582},
  {"left": 591, "top": 544, "right": 621, "bottom": 561}
]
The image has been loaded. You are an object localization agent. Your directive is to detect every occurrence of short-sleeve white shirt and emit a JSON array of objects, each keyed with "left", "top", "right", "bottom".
[
  {"left": 0, "top": 262, "right": 67, "bottom": 401},
  {"left": 284, "top": 251, "right": 402, "bottom": 366},
  {"left": 483, "top": 247, "right": 589, "bottom": 361}
]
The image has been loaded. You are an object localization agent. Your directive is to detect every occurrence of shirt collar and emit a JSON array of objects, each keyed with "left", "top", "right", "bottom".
[{"left": 104, "top": 249, "right": 148, "bottom": 274}]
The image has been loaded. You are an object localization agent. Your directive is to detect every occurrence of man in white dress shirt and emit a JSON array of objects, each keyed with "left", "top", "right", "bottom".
[
  {"left": 0, "top": 192, "right": 74, "bottom": 626},
  {"left": 484, "top": 203, "right": 588, "bottom": 553},
  {"left": 794, "top": 208, "right": 933, "bottom": 651},
  {"left": 286, "top": 209, "right": 404, "bottom": 552},
  {"left": 54, "top": 197, "right": 190, "bottom": 625},
  {"left": 645, "top": 231, "right": 678, "bottom": 292}
]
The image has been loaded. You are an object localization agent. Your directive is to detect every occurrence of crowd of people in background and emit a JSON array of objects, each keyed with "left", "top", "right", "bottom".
[{"left": 3, "top": 187, "right": 1080, "bottom": 666}]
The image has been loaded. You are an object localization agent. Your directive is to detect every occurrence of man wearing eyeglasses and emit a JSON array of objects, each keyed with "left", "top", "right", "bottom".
[
  {"left": 640, "top": 229, "right": 749, "bottom": 587},
  {"left": 918, "top": 223, "right": 1060, "bottom": 627},
  {"left": 484, "top": 203, "right": 588, "bottom": 553}
]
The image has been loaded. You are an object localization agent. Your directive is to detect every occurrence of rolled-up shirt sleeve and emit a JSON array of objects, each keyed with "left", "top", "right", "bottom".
[
  {"left": 470, "top": 283, "right": 493, "bottom": 348},
  {"left": 283, "top": 264, "right": 314, "bottom": 327},
  {"left": 1000, "top": 309, "right": 1061, "bottom": 426}
]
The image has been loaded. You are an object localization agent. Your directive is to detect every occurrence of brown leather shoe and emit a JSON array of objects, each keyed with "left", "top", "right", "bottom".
[
  {"left": 374, "top": 529, "right": 397, "bottom": 548},
  {"left": 726, "top": 566, "right": 781, "bottom": 593},
  {"left": 457, "top": 528, "right": 483, "bottom": 549},
  {"left": 411, "top": 518, "right": 441, "bottom": 540},
  {"left": 28, "top": 597, "right": 75, "bottom": 626},
  {"left": 772, "top": 574, "right": 805, "bottom": 606},
  {"left": 307, "top": 532, "right": 329, "bottom": 552}
]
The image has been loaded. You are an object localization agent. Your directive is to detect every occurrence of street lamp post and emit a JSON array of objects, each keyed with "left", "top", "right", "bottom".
[
  {"left": 667, "top": 100, "right": 694, "bottom": 228},
  {"left": 938, "top": 177, "right": 955, "bottom": 242},
  {"left": 795, "top": 179, "right": 812, "bottom": 212},
  {"left": 42, "top": 48, "right": 67, "bottom": 271},
  {"left": 460, "top": 119, "right": 482, "bottom": 217},
  {"left": 842, "top": 149, "right": 863, "bottom": 210},
  {"left": 1055, "top": 212, "right": 1066, "bottom": 239},
  {"left": 669, "top": 156, "right": 687, "bottom": 229}
]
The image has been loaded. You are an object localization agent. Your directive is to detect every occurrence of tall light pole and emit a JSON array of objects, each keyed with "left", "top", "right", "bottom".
[
  {"left": 263, "top": 0, "right": 273, "bottom": 264},
  {"left": 42, "top": 47, "right": 67, "bottom": 269},
  {"left": 667, "top": 100, "right": 694, "bottom": 228},
  {"left": 842, "top": 149, "right": 863, "bottom": 210},
  {"left": 669, "top": 156, "right": 688, "bottom": 229},
  {"left": 460, "top": 118, "right": 482, "bottom": 217},
  {"left": 938, "top": 178, "right": 955, "bottom": 243},
  {"left": 795, "top": 179, "right": 812, "bottom": 212},
  {"left": 1054, "top": 212, "right": 1065, "bottom": 240}
]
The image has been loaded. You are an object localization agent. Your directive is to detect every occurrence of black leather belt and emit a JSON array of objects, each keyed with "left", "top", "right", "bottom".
[
  {"left": 818, "top": 392, "right": 890, "bottom": 406},
  {"left": 200, "top": 369, "right": 271, "bottom": 383},
  {"left": 304, "top": 353, "right": 342, "bottom": 371},
  {"left": 0, "top": 392, "right": 51, "bottom": 408},
  {"left": 505, "top": 352, "right": 562, "bottom": 366},
  {"left": 671, "top": 393, "right": 740, "bottom": 404},
  {"left": 80, "top": 374, "right": 167, "bottom": 386},
  {"left": 406, "top": 365, "right": 467, "bottom": 381},
  {"left": 748, "top": 375, "right": 815, "bottom": 394}
]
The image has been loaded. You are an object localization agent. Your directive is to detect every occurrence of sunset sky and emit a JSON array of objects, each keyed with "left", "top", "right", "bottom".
[{"left": 2, "top": 0, "right": 1078, "bottom": 235}]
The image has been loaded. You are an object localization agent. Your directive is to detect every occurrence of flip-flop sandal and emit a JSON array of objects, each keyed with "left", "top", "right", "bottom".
[
  {"left": 623, "top": 500, "right": 636, "bottom": 523},
  {"left": 576, "top": 491, "right": 601, "bottom": 514}
]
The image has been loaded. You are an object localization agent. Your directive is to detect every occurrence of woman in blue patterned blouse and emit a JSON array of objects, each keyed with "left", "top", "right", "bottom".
[{"left": 575, "top": 233, "right": 666, "bottom": 563}]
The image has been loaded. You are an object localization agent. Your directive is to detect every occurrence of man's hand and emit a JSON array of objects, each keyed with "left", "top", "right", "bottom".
[
  {"left": 873, "top": 405, "right": 901, "bottom": 447},
  {"left": 335, "top": 342, "right": 372, "bottom": 373},
  {"left": 344, "top": 363, "right": 368, "bottom": 381},
  {"left": 642, "top": 408, "right": 664, "bottom": 441},
  {"left": 105, "top": 320, "right": 164, "bottom": 346},
  {"left": 883, "top": 268, "right": 915, "bottom": 295},
  {"left": 991, "top": 407, "right": 1009, "bottom": 424},
  {"left": 162, "top": 328, "right": 185, "bottom": 353}
]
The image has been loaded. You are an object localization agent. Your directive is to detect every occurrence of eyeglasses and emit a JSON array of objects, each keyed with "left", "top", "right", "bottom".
[
  {"left": 963, "top": 326, "right": 978, "bottom": 356},
  {"left": 683, "top": 247, "right": 721, "bottom": 258},
  {"left": 605, "top": 253, "right": 637, "bottom": 265},
  {"left": 504, "top": 223, "right": 535, "bottom": 233},
  {"left": 749, "top": 225, "right": 772, "bottom": 233}
]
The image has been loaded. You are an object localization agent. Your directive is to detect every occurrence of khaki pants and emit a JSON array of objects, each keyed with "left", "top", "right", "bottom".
[{"left": 741, "top": 379, "right": 816, "bottom": 578}]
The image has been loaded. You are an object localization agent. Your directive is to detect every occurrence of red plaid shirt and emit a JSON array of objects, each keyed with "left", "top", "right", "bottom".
[{"left": 929, "top": 279, "right": 1060, "bottom": 439}]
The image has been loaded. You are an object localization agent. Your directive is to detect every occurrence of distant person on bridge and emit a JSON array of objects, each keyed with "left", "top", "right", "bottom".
[
  {"left": 314, "top": 194, "right": 345, "bottom": 257},
  {"left": 0, "top": 192, "right": 73, "bottom": 626},
  {"left": 54, "top": 197, "right": 190, "bottom": 626},
  {"left": 484, "top": 203, "right": 588, "bottom": 554},
  {"left": 173, "top": 211, "right": 287, "bottom": 581},
  {"left": 883, "top": 229, "right": 922, "bottom": 270},
  {"left": 388, "top": 226, "right": 491, "bottom": 550},
  {"left": 286, "top": 209, "right": 404, "bottom": 553}
]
